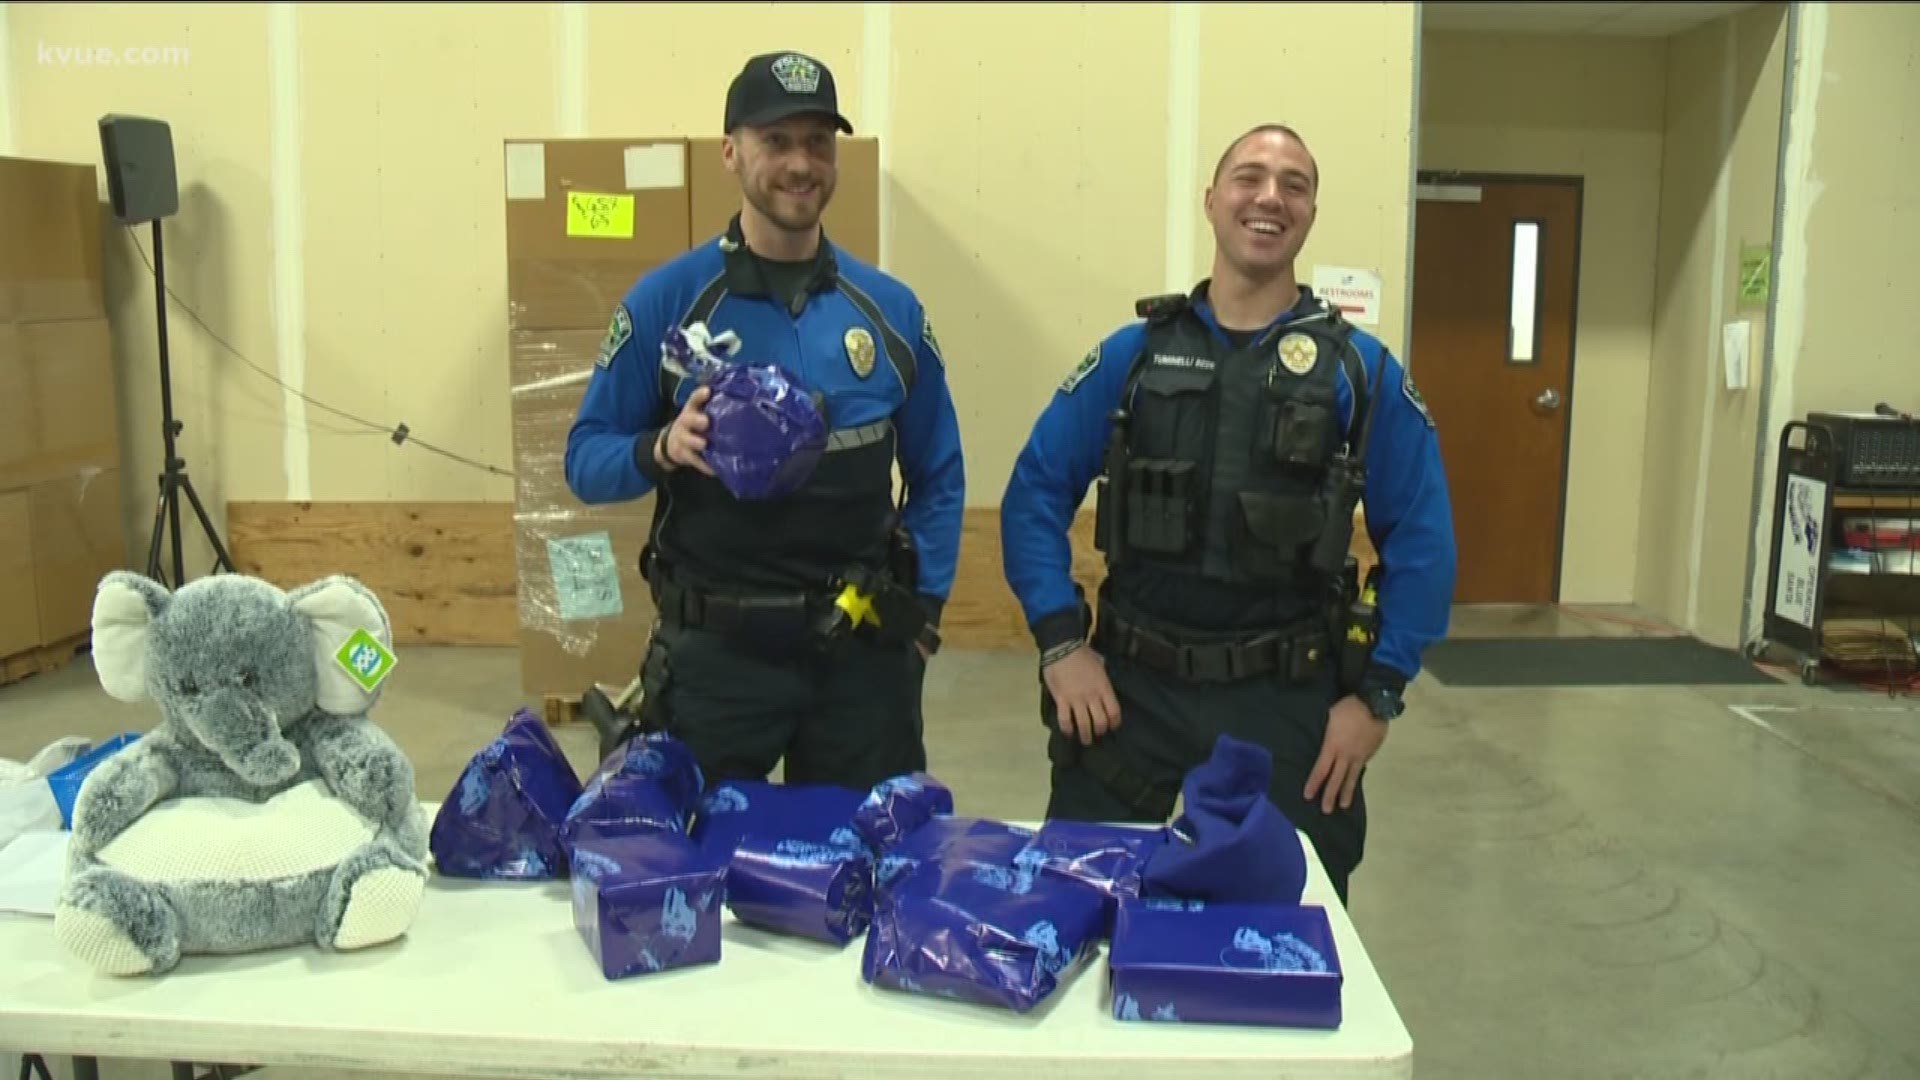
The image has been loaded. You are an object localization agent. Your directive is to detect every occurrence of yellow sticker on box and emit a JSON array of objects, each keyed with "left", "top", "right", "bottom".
[{"left": 566, "top": 192, "right": 635, "bottom": 239}]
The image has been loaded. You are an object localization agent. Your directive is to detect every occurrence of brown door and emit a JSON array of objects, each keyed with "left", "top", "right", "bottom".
[{"left": 1409, "top": 176, "right": 1581, "bottom": 604}]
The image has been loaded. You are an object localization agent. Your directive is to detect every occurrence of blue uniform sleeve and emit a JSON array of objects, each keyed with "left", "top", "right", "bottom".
[
  {"left": 564, "top": 285, "right": 672, "bottom": 505},
  {"left": 1341, "top": 341, "right": 1458, "bottom": 687},
  {"left": 1000, "top": 324, "right": 1148, "bottom": 653},
  {"left": 894, "top": 309, "right": 967, "bottom": 615}
]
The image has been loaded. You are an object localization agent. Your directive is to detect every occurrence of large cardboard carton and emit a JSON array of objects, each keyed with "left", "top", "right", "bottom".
[
  {"left": 0, "top": 155, "right": 127, "bottom": 663},
  {"left": 503, "top": 136, "right": 878, "bottom": 700}
]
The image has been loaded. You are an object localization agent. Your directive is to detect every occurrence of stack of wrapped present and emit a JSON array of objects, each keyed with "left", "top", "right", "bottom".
[{"left": 424, "top": 710, "right": 1343, "bottom": 1029}]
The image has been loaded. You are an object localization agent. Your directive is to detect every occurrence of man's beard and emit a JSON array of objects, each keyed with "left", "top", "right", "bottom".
[{"left": 747, "top": 174, "right": 833, "bottom": 233}]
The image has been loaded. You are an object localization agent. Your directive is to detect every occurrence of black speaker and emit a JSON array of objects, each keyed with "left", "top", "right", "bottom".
[{"left": 98, "top": 114, "right": 179, "bottom": 225}]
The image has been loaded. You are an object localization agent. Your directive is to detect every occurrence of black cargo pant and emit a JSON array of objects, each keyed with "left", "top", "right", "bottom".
[
  {"left": 634, "top": 618, "right": 928, "bottom": 792},
  {"left": 1044, "top": 647, "right": 1367, "bottom": 905}
]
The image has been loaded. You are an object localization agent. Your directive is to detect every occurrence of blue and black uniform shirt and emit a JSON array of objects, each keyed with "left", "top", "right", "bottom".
[
  {"left": 565, "top": 215, "right": 966, "bottom": 621},
  {"left": 1000, "top": 287, "right": 1456, "bottom": 688}
]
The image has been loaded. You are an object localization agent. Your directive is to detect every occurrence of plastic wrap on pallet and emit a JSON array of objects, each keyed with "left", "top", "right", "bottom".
[{"left": 508, "top": 327, "right": 655, "bottom": 692}]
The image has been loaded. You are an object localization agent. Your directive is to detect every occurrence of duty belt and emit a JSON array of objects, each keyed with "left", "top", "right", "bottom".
[
  {"left": 1095, "top": 607, "right": 1328, "bottom": 684},
  {"left": 652, "top": 575, "right": 827, "bottom": 638}
]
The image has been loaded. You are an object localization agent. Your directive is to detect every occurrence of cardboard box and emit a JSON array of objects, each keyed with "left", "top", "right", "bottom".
[
  {"left": 503, "top": 136, "right": 878, "bottom": 699},
  {"left": 1, "top": 154, "right": 128, "bottom": 660},
  {"left": 0, "top": 318, "right": 119, "bottom": 485},
  {"left": 0, "top": 156, "right": 105, "bottom": 324},
  {"left": 0, "top": 490, "right": 39, "bottom": 657}
]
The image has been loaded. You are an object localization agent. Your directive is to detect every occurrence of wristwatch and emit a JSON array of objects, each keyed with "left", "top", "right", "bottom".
[{"left": 1359, "top": 684, "right": 1405, "bottom": 722}]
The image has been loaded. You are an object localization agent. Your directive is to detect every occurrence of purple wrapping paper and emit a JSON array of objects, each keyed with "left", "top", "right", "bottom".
[
  {"left": 691, "top": 780, "right": 870, "bottom": 858},
  {"left": 429, "top": 709, "right": 584, "bottom": 879},
  {"left": 570, "top": 831, "right": 729, "bottom": 980},
  {"left": 873, "top": 816, "right": 1038, "bottom": 895},
  {"left": 863, "top": 846, "right": 1108, "bottom": 1014},
  {"left": 560, "top": 731, "right": 705, "bottom": 848},
  {"left": 1108, "top": 899, "right": 1344, "bottom": 1029},
  {"left": 701, "top": 361, "right": 828, "bottom": 501},
  {"left": 1025, "top": 821, "right": 1169, "bottom": 934},
  {"left": 688, "top": 780, "right": 874, "bottom": 946},
  {"left": 852, "top": 772, "right": 956, "bottom": 852},
  {"left": 726, "top": 834, "right": 874, "bottom": 945}
]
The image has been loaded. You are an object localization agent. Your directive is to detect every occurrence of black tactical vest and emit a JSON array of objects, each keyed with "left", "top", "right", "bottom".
[{"left": 1095, "top": 289, "right": 1369, "bottom": 631}]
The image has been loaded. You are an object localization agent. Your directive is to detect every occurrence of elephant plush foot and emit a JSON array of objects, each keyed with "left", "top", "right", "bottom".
[
  {"left": 54, "top": 867, "right": 181, "bottom": 976},
  {"left": 319, "top": 840, "right": 426, "bottom": 952}
]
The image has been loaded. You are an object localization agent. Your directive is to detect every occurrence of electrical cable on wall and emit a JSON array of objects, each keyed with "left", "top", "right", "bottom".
[{"left": 126, "top": 229, "right": 516, "bottom": 480}]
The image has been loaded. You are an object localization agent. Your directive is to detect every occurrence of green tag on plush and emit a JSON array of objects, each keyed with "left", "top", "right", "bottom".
[{"left": 335, "top": 628, "right": 397, "bottom": 692}]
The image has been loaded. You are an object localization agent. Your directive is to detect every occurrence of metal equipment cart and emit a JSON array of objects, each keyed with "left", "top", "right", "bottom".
[{"left": 1759, "top": 418, "right": 1920, "bottom": 685}]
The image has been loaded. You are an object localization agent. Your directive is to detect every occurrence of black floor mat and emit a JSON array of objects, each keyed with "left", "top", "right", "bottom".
[{"left": 1421, "top": 635, "right": 1779, "bottom": 687}]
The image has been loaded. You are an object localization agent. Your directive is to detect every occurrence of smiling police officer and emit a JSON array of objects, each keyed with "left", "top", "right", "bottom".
[
  {"left": 565, "top": 51, "right": 965, "bottom": 793},
  {"left": 999, "top": 123, "right": 1456, "bottom": 903}
]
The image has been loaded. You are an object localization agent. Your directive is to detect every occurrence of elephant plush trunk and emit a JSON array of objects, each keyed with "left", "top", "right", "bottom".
[{"left": 194, "top": 691, "right": 302, "bottom": 787}]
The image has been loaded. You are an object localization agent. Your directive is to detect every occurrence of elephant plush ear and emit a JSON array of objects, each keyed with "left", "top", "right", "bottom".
[
  {"left": 289, "top": 576, "right": 397, "bottom": 715},
  {"left": 92, "top": 571, "right": 171, "bottom": 703}
]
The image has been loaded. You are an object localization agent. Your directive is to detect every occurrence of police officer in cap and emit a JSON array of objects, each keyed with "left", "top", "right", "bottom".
[
  {"left": 999, "top": 123, "right": 1456, "bottom": 903},
  {"left": 565, "top": 50, "right": 966, "bottom": 792}
]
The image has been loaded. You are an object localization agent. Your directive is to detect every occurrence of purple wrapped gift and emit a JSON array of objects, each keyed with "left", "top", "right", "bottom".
[
  {"left": 430, "top": 709, "right": 583, "bottom": 879},
  {"left": 863, "top": 842, "right": 1107, "bottom": 1014},
  {"left": 852, "top": 772, "right": 956, "bottom": 852},
  {"left": 1108, "top": 898, "right": 1344, "bottom": 1029},
  {"left": 570, "top": 831, "right": 729, "bottom": 980},
  {"left": 1023, "top": 820, "right": 1169, "bottom": 934},
  {"left": 560, "top": 731, "right": 704, "bottom": 848},
  {"left": 727, "top": 834, "right": 874, "bottom": 945},
  {"left": 873, "top": 816, "right": 1040, "bottom": 895},
  {"left": 690, "top": 780, "right": 870, "bottom": 858},
  {"left": 701, "top": 361, "right": 829, "bottom": 501},
  {"left": 661, "top": 323, "right": 828, "bottom": 502}
]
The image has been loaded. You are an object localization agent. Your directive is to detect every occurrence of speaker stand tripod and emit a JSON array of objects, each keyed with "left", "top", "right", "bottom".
[{"left": 144, "top": 217, "right": 234, "bottom": 588}]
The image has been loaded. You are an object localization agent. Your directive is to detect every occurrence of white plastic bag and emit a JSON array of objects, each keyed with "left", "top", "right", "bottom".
[{"left": 0, "top": 736, "right": 89, "bottom": 849}]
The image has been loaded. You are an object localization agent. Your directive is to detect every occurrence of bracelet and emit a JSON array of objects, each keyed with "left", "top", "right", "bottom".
[{"left": 1040, "top": 640, "right": 1085, "bottom": 669}]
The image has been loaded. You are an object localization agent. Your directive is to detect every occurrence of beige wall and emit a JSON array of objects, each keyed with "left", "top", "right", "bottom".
[
  {"left": 1638, "top": 4, "right": 1789, "bottom": 648},
  {"left": 1784, "top": 2, "right": 1920, "bottom": 420},
  {"left": 1745, "top": 1, "right": 1920, "bottom": 645},
  {"left": 4, "top": 0, "right": 1418, "bottom": 553},
  {"left": 1417, "top": 29, "right": 1669, "bottom": 604}
]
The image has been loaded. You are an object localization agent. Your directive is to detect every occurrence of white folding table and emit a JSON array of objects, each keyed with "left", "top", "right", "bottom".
[{"left": 0, "top": 814, "right": 1413, "bottom": 1078}]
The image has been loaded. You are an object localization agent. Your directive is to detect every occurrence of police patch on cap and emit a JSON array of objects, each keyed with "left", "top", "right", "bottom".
[
  {"left": 846, "top": 326, "right": 876, "bottom": 379},
  {"left": 1277, "top": 332, "right": 1318, "bottom": 376},
  {"left": 772, "top": 54, "right": 821, "bottom": 94},
  {"left": 596, "top": 305, "right": 632, "bottom": 368},
  {"left": 1061, "top": 344, "right": 1101, "bottom": 394}
]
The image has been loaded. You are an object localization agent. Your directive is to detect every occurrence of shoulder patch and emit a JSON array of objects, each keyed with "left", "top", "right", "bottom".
[
  {"left": 921, "top": 315, "right": 945, "bottom": 365},
  {"left": 596, "top": 305, "right": 633, "bottom": 369},
  {"left": 1061, "top": 344, "right": 1101, "bottom": 394},
  {"left": 1402, "top": 368, "right": 1435, "bottom": 428}
]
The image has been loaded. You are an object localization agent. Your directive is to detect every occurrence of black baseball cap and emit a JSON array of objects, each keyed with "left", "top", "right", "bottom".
[{"left": 724, "top": 52, "right": 855, "bottom": 135}]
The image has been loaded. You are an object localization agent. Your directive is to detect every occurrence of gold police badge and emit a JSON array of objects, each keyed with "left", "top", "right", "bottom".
[
  {"left": 846, "top": 326, "right": 877, "bottom": 379},
  {"left": 1277, "top": 332, "right": 1319, "bottom": 376}
]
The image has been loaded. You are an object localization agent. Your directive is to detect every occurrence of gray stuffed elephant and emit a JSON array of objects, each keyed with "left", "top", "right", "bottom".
[{"left": 53, "top": 570, "right": 430, "bottom": 976}]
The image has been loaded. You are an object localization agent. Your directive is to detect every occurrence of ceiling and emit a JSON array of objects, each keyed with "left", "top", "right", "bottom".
[{"left": 1421, "top": 2, "right": 1761, "bottom": 37}]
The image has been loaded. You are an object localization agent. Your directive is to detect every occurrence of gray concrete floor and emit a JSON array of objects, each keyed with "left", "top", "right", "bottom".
[{"left": 4, "top": 604, "right": 1918, "bottom": 1079}]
